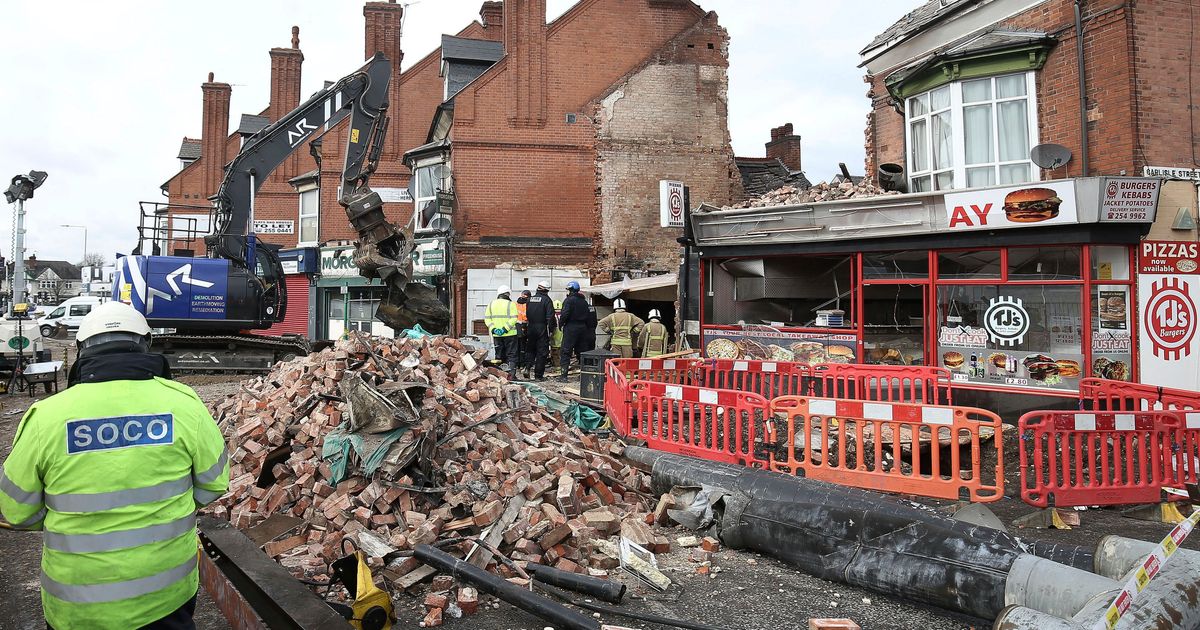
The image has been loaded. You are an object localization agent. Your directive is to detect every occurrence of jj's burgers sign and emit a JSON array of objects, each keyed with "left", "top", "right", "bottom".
[{"left": 943, "top": 181, "right": 1077, "bottom": 231}]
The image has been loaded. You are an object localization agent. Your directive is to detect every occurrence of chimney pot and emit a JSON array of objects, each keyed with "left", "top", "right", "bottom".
[
  {"left": 292, "top": 25, "right": 300, "bottom": 49},
  {"left": 207, "top": 72, "right": 214, "bottom": 83}
]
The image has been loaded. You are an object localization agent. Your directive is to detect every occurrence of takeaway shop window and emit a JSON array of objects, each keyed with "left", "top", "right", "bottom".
[
  {"left": 1091, "top": 245, "right": 1131, "bottom": 281},
  {"left": 863, "top": 284, "right": 926, "bottom": 365},
  {"left": 937, "top": 249, "right": 1000, "bottom": 279},
  {"left": 1090, "top": 286, "right": 1132, "bottom": 381},
  {"left": 1007, "top": 247, "right": 1081, "bottom": 281},
  {"left": 863, "top": 251, "right": 929, "bottom": 279},
  {"left": 936, "top": 284, "right": 1083, "bottom": 391},
  {"left": 705, "top": 256, "right": 854, "bottom": 328}
]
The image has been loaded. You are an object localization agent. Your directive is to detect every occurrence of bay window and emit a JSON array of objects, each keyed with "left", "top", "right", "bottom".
[{"left": 906, "top": 72, "right": 1038, "bottom": 192}]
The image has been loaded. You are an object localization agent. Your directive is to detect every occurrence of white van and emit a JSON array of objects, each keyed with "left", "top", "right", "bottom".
[{"left": 38, "top": 296, "right": 105, "bottom": 337}]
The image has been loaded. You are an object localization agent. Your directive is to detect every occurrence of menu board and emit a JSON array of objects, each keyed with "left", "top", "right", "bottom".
[
  {"left": 937, "top": 325, "right": 1083, "bottom": 391},
  {"left": 702, "top": 327, "right": 857, "bottom": 364}
]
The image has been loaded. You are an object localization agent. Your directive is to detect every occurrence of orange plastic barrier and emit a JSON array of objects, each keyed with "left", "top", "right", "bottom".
[
  {"left": 627, "top": 380, "right": 770, "bottom": 467},
  {"left": 809, "top": 364, "right": 953, "bottom": 406},
  {"left": 1078, "top": 378, "right": 1200, "bottom": 486},
  {"left": 607, "top": 357, "right": 704, "bottom": 386},
  {"left": 700, "top": 359, "right": 812, "bottom": 399},
  {"left": 768, "top": 396, "right": 1004, "bottom": 502},
  {"left": 1019, "top": 410, "right": 1184, "bottom": 508}
]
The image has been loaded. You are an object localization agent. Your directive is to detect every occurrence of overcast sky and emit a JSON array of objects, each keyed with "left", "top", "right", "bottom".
[{"left": 0, "top": 1, "right": 900, "bottom": 266}]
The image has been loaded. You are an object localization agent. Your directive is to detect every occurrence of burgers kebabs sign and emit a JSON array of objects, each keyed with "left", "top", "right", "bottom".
[{"left": 943, "top": 181, "right": 1077, "bottom": 231}]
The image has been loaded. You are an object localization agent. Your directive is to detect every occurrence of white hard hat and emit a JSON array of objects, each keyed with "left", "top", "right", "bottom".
[
  {"left": 649, "top": 309, "right": 661, "bottom": 319},
  {"left": 77, "top": 302, "right": 152, "bottom": 349},
  {"left": 537, "top": 280, "right": 550, "bottom": 290},
  {"left": 613, "top": 299, "right": 626, "bottom": 310},
  {"left": 496, "top": 285, "right": 510, "bottom": 296}
]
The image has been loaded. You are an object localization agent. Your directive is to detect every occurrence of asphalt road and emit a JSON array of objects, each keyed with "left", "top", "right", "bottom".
[{"left": 1, "top": 358, "right": 1196, "bottom": 629}]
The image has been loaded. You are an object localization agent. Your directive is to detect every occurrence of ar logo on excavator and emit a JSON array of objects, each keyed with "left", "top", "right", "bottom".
[{"left": 287, "top": 118, "right": 318, "bottom": 147}]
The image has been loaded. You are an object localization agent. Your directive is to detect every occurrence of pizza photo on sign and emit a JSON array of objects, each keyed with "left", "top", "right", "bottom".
[{"left": 1003, "top": 187, "right": 1063, "bottom": 223}]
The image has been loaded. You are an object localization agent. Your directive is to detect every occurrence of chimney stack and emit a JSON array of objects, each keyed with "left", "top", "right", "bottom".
[
  {"left": 364, "top": 1, "right": 404, "bottom": 65},
  {"left": 504, "top": 0, "right": 547, "bottom": 127},
  {"left": 201, "top": 72, "right": 232, "bottom": 196},
  {"left": 766, "top": 123, "right": 802, "bottom": 172},
  {"left": 480, "top": 1, "right": 504, "bottom": 40},
  {"left": 268, "top": 26, "right": 304, "bottom": 122}
]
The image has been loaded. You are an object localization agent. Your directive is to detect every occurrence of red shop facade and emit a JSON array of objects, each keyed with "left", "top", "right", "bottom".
[{"left": 690, "top": 177, "right": 1182, "bottom": 419}]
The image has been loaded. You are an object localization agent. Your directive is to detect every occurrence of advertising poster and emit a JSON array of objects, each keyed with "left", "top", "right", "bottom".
[
  {"left": 702, "top": 327, "right": 857, "bottom": 364},
  {"left": 1092, "top": 329, "right": 1132, "bottom": 381},
  {"left": 1138, "top": 241, "right": 1200, "bottom": 390},
  {"left": 943, "top": 180, "right": 1077, "bottom": 232},
  {"left": 1098, "top": 289, "right": 1128, "bottom": 330},
  {"left": 937, "top": 324, "right": 1082, "bottom": 391}
]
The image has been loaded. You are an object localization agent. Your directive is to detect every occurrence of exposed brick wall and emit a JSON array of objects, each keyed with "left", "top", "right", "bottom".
[{"left": 595, "top": 13, "right": 741, "bottom": 273}]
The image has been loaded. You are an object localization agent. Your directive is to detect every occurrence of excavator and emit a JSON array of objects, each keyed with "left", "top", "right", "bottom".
[{"left": 116, "top": 53, "right": 449, "bottom": 372}]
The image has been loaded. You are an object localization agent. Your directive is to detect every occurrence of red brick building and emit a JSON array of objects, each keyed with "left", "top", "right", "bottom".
[
  {"left": 861, "top": 0, "right": 1200, "bottom": 238},
  {"left": 160, "top": 0, "right": 740, "bottom": 337}
]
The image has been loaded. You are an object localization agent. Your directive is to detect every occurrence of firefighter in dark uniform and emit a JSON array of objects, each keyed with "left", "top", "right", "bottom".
[
  {"left": 557, "top": 281, "right": 590, "bottom": 381},
  {"left": 524, "top": 281, "right": 556, "bottom": 381}
]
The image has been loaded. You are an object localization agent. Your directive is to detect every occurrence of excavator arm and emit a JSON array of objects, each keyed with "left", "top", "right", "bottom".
[{"left": 205, "top": 53, "right": 449, "bottom": 333}]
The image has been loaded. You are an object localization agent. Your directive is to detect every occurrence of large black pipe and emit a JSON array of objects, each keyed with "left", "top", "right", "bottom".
[
  {"left": 1075, "top": 0, "right": 1089, "bottom": 176},
  {"left": 526, "top": 562, "right": 626, "bottom": 604},
  {"left": 626, "top": 447, "right": 1091, "bottom": 620},
  {"left": 413, "top": 545, "right": 600, "bottom": 630}
]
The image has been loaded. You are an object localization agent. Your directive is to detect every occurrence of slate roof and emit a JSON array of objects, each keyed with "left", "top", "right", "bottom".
[
  {"left": 177, "top": 138, "right": 201, "bottom": 160},
  {"left": 441, "top": 35, "right": 504, "bottom": 63},
  {"left": 8, "top": 259, "right": 80, "bottom": 282},
  {"left": 735, "top": 157, "right": 812, "bottom": 197},
  {"left": 862, "top": 0, "right": 978, "bottom": 54},
  {"left": 238, "top": 114, "right": 270, "bottom": 135},
  {"left": 944, "top": 29, "right": 1050, "bottom": 55}
]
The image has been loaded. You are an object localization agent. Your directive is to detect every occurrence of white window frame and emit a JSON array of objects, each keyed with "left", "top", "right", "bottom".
[
  {"left": 298, "top": 187, "right": 319, "bottom": 247},
  {"left": 905, "top": 71, "right": 1040, "bottom": 192},
  {"left": 411, "top": 163, "right": 444, "bottom": 231}
]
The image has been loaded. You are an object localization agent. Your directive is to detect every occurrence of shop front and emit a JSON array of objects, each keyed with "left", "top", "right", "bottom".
[
  {"left": 316, "top": 244, "right": 398, "bottom": 340},
  {"left": 264, "top": 247, "right": 318, "bottom": 338},
  {"left": 691, "top": 177, "right": 1169, "bottom": 417}
]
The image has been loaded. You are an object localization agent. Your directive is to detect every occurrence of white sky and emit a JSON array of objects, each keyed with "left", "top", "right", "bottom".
[{"left": 0, "top": 1, "right": 900, "bottom": 266}]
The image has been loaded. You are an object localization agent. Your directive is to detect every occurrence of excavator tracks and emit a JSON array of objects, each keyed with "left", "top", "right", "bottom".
[{"left": 154, "top": 333, "right": 314, "bottom": 375}]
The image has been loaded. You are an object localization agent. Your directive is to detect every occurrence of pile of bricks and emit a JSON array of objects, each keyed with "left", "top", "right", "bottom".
[
  {"left": 729, "top": 180, "right": 899, "bottom": 209},
  {"left": 207, "top": 334, "right": 658, "bottom": 622}
]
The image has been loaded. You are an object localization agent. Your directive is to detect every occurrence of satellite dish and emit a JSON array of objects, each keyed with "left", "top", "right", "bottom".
[
  {"left": 1030, "top": 144, "right": 1072, "bottom": 170},
  {"left": 433, "top": 164, "right": 452, "bottom": 180},
  {"left": 429, "top": 217, "right": 451, "bottom": 232}
]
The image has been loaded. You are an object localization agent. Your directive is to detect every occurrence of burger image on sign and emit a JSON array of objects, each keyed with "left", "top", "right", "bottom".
[{"left": 1004, "top": 187, "right": 1063, "bottom": 223}]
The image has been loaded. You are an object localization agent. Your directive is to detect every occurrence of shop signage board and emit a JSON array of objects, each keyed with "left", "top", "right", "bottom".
[
  {"left": 659, "top": 180, "right": 685, "bottom": 228},
  {"left": 281, "top": 260, "right": 299, "bottom": 274},
  {"left": 413, "top": 238, "right": 447, "bottom": 275},
  {"left": 252, "top": 220, "right": 294, "bottom": 234},
  {"left": 319, "top": 245, "right": 359, "bottom": 278},
  {"left": 943, "top": 181, "right": 1077, "bottom": 231},
  {"left": 1098, "top": 177, "right": 1161, "bottom": 222},
  {"left": 702, "top": 327, "right": 857, "bottom": 364},
  {"left": 1138, "top": 241, "right": 1200, "bottom": 390}
]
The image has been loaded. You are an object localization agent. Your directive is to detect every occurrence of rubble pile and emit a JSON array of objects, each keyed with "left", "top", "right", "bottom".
[
  {"left": 729, "top": 180, "right": 899, "bottom": 209},
  {"left": 207, "top": 335, "right": 661, "bottom": 611}
]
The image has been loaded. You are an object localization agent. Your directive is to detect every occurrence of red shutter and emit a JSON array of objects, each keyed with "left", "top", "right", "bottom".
[{"left": 265, "top": 275, "right": 310, "bottom": 336}]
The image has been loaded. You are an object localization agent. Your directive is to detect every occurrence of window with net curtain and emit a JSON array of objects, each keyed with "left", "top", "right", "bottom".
[
  {"left": 906, "top": 72, "right": 1037, "bottom": 192},
  {"left": 299, "top": 189, "right": 319, "bottom": 245}
]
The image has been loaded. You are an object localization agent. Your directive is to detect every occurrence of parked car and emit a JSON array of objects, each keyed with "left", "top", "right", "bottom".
[{"left": 38, "top": 296, "right": 105, "bottom": 337}]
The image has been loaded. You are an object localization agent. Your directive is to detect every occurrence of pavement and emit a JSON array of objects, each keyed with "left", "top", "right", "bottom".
[{"left": 0, "top": 355, "right": 1197, "bottom": 629}]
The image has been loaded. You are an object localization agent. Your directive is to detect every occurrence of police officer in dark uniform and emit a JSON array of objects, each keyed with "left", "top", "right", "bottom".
[
  {"left": 525, "top": 281, "right": 556, "bottom": 381},
  {"left": 583, "top": 299, "right": 598, "bottom": 354},
  {"left": 557, "top": 281, "right": 590, "bottom": 381}
]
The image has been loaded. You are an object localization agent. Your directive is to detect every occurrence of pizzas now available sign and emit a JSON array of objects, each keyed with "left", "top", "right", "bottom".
[
  {"left": 1138, "top": 241, "right": 1200, "bottom": 390},
  {"left": 943, "top": 181, "right": 1078, "bottom": 231}
]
